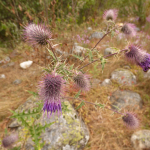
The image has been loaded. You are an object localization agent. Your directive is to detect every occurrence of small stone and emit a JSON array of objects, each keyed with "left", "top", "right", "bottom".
[
  {"left": 0, "top": 74, "right": 6, "bottom": 79},
  {"left": 110, "top": 90, "right": 142, "bottom": 110},
  {"left": 87, "top": 27, "right": 92, "bottom": 31},
  {"left": 89, "top": 32, "right": 104, "bottom": 40},
  {"left": 144, "top": 70, "right": 150, "bottom": 79},
  {"left": 111, "top": 68, "right": 136, "bottom": 86},
  {"left": 8, "top": 62, "right": 15, "bottom": 67},
  {"left": 101, "top": 79, "right": 112, "bottom": 86},
  {"left": 104, "top": 48, "right": 114, "bottom": 56},
  {"left": 131, "top": 130, "right": 150, "bottom": 150},
  {"left": 71, "top": 43, "right": 86, "bottom": 56},
  {"left": 20, "top": 60, "right": 33, "bottom": 69},
  {"left": 13, "top": 79, "right": 22, "bottom": 85}
]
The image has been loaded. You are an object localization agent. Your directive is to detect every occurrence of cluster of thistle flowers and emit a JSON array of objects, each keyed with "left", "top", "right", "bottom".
[
  {"left": 103, "top": 9, "right": 150, "bottom": 72},
  {"left": 20, "top": 21, "right": 144, "bottom": 132}
]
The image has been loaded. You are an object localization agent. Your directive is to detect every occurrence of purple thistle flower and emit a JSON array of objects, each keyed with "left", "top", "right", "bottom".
[
  {"left": 23, "top": 23, "right": 52, "bottom": 47},
  {"left": 73, "top": 72, "right": 90, "bottom": 91},
  {"left": 38, "top": 73, "right": 65, "bottom": 116},
  {"left": 122, "top": 112, "right": 139, "bottom": 129},
  {"left": 103, "top": 9, "right": 118, "bottom": 21},
  {"left": 2, "top": 133, "right": 18, "bottom": 148},
  {"left": 121, "top": 23, "right": 136, "bottom": 37},
  {"left": 125, "top": 45, "right": 150, "bottom": 72}
]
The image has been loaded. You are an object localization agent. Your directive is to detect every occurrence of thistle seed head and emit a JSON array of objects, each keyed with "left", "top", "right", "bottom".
[
  {"left": 2, "top": 133, "right": 18, "bottom": 148},
  {"left": 121, "top": 23, "right": 136, "bottom": 37},
  {"left": 38, "top": 73, "right": 65, "bottom": 116},
  {"left": 126, "top": 45, "right": 150, "bottom": 72},
  {"left": 23, "top": 23, "right": 52, "bottom": 47},
  {"left": 73, "top": 72, "right": 90, "bottom": 91},
  {"left": 122, "top": 112, "right": 139, "bottom": 129},
  {"left": 103, "top": 9, "right": 118, "bottom": 21}
]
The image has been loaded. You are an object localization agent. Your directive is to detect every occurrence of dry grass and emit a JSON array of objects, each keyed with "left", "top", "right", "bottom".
[{"left": 0, "top": 18, "right": 150, "bottom": 150}]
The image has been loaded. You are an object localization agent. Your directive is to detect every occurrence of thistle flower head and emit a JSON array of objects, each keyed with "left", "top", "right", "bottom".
[
  {"left": 103, "top": 9, "right": 118, "bottom": 21},
  {"left": 122, "top": 112, "right": 139, "bottom": 129},
  {"left": 121, "top": 23, "right": 136, "bottom": 37},
  {"left": 73, "top": 72, "right": 90, "bottom": 91},
  {"left": 23, "top": 23, "right": 52, "bottom": 47},
  {"left": 2, "top": 133, "right": 18, "bottom": 148},
  {"left": 38, "top": 72, "right": 65, "bottom": 116},
  {"left": 125, "top": 45, "right": 150, "bottom": 72}
]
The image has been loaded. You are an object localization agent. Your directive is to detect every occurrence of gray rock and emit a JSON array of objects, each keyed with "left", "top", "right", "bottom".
[
  {"left": 13, "top": 79, "right": 22, "bottom": 85},
  {"left": 111, "top": 68, "right": 136, "bottom": 86},
  {"left": 144, "top": 70, "right": 150, "bottom": 79},
  {"left": 0, "top": 74, "right": 6, "bottom": 79},
  {"left": 135, "top": 27, "right": 140, "bottom": 32},
  {"left": 131, "top": 130, "right": 150, "bottom": 150},
  {"left": 8, "top": 62, "right": 15, "bottom": 67},
  {"left": 9, "top": 96, "right": 89, "bottom": 150},
  {"left": 71, "top": 43, "right": 86, "bottom": 56},
  {"left": 101, "top": 79, "right": 112, "bottom": 86},
  {"left": 104, "top": 48, "right": 114, "bottom": 56},
  {"left": 87, "top": 27, "right": 92, "bottom": 31},
  {"left": 110, "top": 90, "right": 142, "bottom": 110},
  {"left": 89, "top": 32, "right": 104, "bottom": 40},
  {"left": 91, "top": 79, "right": 101, "bottom": 88}
]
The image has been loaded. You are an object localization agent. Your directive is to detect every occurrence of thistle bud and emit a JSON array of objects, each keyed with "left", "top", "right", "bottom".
[
  {"left": 103, "top": 9, "right": 118, "bottom": 21},
  {"left": 122, "top": 112, "right": 139, "bottom": 129}
]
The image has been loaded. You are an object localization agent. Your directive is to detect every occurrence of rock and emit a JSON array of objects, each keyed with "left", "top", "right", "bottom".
[
  {"left": 111, "top": 68, "right": 136, "bottom": 86},
  {"left": 0, "top": 74, "right": 6, "bottom": 79},
  {"left": 131, "top": 130, "right": 150, "bottom": 150},
  {"left": 9, "top": 96, "right": 90, "bottom": 150},
  {"left": 56, "top": 49, "right": 68, "bottom": 58},
  {"left": 144, "top": 70, "right": 150, "bottom": 79},
  {"left": 87, "top": 27, "right": 92, "bottom": 31},
  {"left": 13, "top": 79, "right": 22, "bottom": 85},
  {"left": 91, "top": 79, "right": 101, "bottom": 88},
  {"left": 20, "top": 60, "right": 33, "bottom": 69},
  {"left": 71, "top": 43, "right": 86, "bottom": 56},
  {"left": 104, "top": 48, "right": 115, "bottom": 56},
  {"left": 101, "top": 79, "right": 112, "bottom": 86},
  {"left": 110, "top": 90, "right": 142, "bottom": 110},
  {"left": 89, "top": 32, "right": 104, "bottom": 40},
  {"left": 8, "top": 62, "right": 15, "bottom": 67},
  {"left": 4, "top": 56, "right": 10, "bottom": 63}
]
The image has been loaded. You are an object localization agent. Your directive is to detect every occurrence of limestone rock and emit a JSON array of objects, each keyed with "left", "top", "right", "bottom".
[
  {"left": 101, "top": 79, "right": 112, "bottom": 86},
  {"left": 131, "top": 130, "right": 150, "bottom": 150},
  {"left": 71, "top": 43, "right": 86, "bottom": 56},
  {"left": 104, "top": 48, "right": 115, "bottom": 56},
  {"left": 110, "top": 90, "right": 142, "bottom": 110},
  {"left": 0, "top": 74, "right": 6, "bottom": 79},
  {"left": 9, "top": 96, "right": 90, "bottom": 150},
  {"left": 89, "top": 32, "right": 104, "bottom": 40},
  {"left": 111, "top": 68, "right": 136, "bottom": 86},
  {"left": 20, "top": 60, "right": 33, "bottom": 69},
  {"left": 143, "top": 70, "right": 150, "bottom": 79},
  {"left": 13, "top": 79, "right": 22, "bottom": 85}
]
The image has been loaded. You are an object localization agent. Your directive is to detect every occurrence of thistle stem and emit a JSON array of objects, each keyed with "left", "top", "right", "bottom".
[
  {"left": 79, "top": 49, "right": 128, "bottom": 70},
  {"left": 80, "top": 26, "right": 117, "bottom": 65},
  {"left": 47, "top": 41, "right": 58, "bottom": 61},
  {"left": 63, "top": 96, "right": 123, "bottom": 115}
]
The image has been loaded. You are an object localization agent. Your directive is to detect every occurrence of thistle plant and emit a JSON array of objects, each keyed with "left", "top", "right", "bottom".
[{"left": 6, "top": 8, "right": 150, "bottom": 149}]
